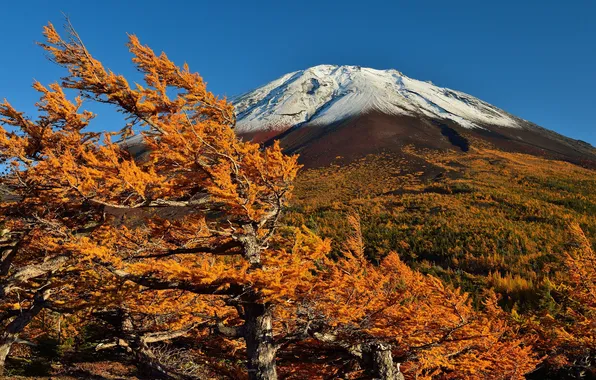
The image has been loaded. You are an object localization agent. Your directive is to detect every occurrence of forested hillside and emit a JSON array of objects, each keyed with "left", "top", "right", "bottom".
[
  {"left": 288, "top": 146, "right": 595, "bottom": 309},
  {"left": 286, "top": 146, "right": 596, "bottom": 378}
]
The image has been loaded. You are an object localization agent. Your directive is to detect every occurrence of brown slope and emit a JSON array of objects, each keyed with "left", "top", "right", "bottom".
[{"left": 263, "top": 112, "right": 596, "bottom": 169}]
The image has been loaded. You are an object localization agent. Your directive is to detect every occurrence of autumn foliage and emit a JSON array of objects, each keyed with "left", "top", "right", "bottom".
[
  {"left": 286, "top": 143, "right": 596, "bottom": 378},
  {"left": 293, "top": 215, "right": 540, "bottom": 379},
  {"left": 528, "top": 222, "right": 596, "bottom": 376},
  {"left": 0, "top": 19, "right": 590, "bottom": 380}
]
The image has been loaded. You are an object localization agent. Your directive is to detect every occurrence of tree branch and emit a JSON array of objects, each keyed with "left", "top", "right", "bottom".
[
  {"left": 0, "top": 255, "right": 69, "bottom": 298},
  {"left": 109, "top": 267, "right": 245, "bottom": 297},
  {"left": 130, "top": 240, "right": 242, "bottom": 260}
]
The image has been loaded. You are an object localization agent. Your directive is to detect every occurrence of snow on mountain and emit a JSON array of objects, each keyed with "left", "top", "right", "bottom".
[{"left": 233, "top": 65, "right": 522, "bottom": 135}]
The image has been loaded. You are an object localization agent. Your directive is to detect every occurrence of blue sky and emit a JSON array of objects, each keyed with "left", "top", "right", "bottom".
[{"left": 1, "top": 0, "right": 594, "bottom": 144}]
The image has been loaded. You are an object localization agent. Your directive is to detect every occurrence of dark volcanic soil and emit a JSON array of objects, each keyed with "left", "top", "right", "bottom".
[{"left": 261, "top": 111, "right": 596, "bottom": 169}]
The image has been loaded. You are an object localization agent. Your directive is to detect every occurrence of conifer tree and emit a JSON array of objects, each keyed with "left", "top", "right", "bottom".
[
  {"left": 295, "top": 215, "right": 541, "bottom": 379},
  {"left": 1, "top": 20, "right": 307, "bottom": 379}
]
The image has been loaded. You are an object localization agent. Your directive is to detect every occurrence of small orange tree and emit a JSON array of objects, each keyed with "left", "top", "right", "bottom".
[{"left": 561, "top": 223, "right": 596, "bottom": 363}]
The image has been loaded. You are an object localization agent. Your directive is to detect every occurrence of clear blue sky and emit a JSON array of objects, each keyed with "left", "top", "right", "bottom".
[{"left": 1, "top": 0, "right": 594, "bottom": 144}]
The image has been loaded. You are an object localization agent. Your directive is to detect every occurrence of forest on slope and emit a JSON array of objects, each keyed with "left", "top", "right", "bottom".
[
  {"left": 286, "top": 145, "right": 596, "bottom": 378},
  {"left": 0, "top": 21, "right": 593, "bottom": 380},
  {"left": 287, "top": 145, "right": 595, "bottom": 312}
]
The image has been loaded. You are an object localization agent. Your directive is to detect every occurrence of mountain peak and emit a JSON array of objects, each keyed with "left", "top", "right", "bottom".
[{"left": 233, "top": 65, "right": 521, "bottom": 138}]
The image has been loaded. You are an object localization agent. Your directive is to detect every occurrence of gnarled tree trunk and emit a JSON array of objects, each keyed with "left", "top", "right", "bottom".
[
  {"left": 239, "top": 223, "right": 262, "bottom": 269},
  {"left": 116, "top": 312, "right": 182, "bottom": 380},
  {"left": 362, "top": 342, "right": 402, "bottom": 380},
  {"left": 0, "top": 339, "right": 12, "bottom": 376},
  {"left": 243, "top": 303, "right": 277, "bottom": 380},
  {"left": 0, "top": 288, "right": 50, "bottom": 375}
]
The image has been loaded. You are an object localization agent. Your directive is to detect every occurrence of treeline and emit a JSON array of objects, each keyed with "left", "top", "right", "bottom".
[{"left": 0, "top": 21, "right": 593, "bottom": 380}]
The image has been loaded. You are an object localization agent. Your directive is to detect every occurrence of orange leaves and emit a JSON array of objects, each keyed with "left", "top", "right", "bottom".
[
  {"left": 70, "top": 235, "right": 118, "bottom": 264},
  {"left": 41, "top": 22, "right": 62, "bottom": 45},
  {"left": 259, "top": 141, "right": 302, "bottom": 186},
  {"left": 32, "top": 81, "right": 95, "bottom": 132},
  {"left": 128, "top": 256, "right": 248, "bottom": 289},
  {"left": 0, "top": 99, "right": 37, "bottom": 132},
  {"left": 292, "top": 216, "right": 541, "bottom": 378},
  {"left": 252, "top": 231, "right": 329, "bottom": 303},
  {"left": 531, "top": 222, "right": 596, "bottom": 368}
]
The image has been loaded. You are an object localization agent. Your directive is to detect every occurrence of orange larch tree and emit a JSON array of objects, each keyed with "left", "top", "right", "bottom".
[{"left": 9, "top": 20, "right": 319, "bottom": 380}]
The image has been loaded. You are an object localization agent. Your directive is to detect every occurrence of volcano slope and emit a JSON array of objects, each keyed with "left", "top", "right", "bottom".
[
  {"left": 279, "top": 141, "right": 596, "bottom": 374},
  {"left": 234, "top": 64, "right": 596, "bottom": 169},
  {"left": 268, "top": 111, "right": 596, "bottom": 169}
]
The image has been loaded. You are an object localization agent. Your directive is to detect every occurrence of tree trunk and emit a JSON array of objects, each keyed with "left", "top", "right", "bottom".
[
  {"left": 0, "top": 288, "right": 50, "bottom": 375},
  {"left": 134, "top": 341, "right": 182, "bottom": 380},
  {"left": 243, "top": 303, "right": 277, "bottom": 380},
  {"left": 117, "top": 311, "right": 193, "bottom": 380},
  {"left": 363, "top": 342, "right": 402, "bottom": 380},
  {"left": 0, "top": 338, "right": 12, "bottom": 376},
  {"left": 239, "top": 223, "right": 262, "bottom": 269}
]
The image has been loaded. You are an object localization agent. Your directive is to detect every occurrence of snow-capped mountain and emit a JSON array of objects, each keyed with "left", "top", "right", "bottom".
[
  {"left": 233, "top": 65, "right": 595, "bottom": 167},
  {"left": 234, "top": 65, "right": 522, "bottom": 136}
]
